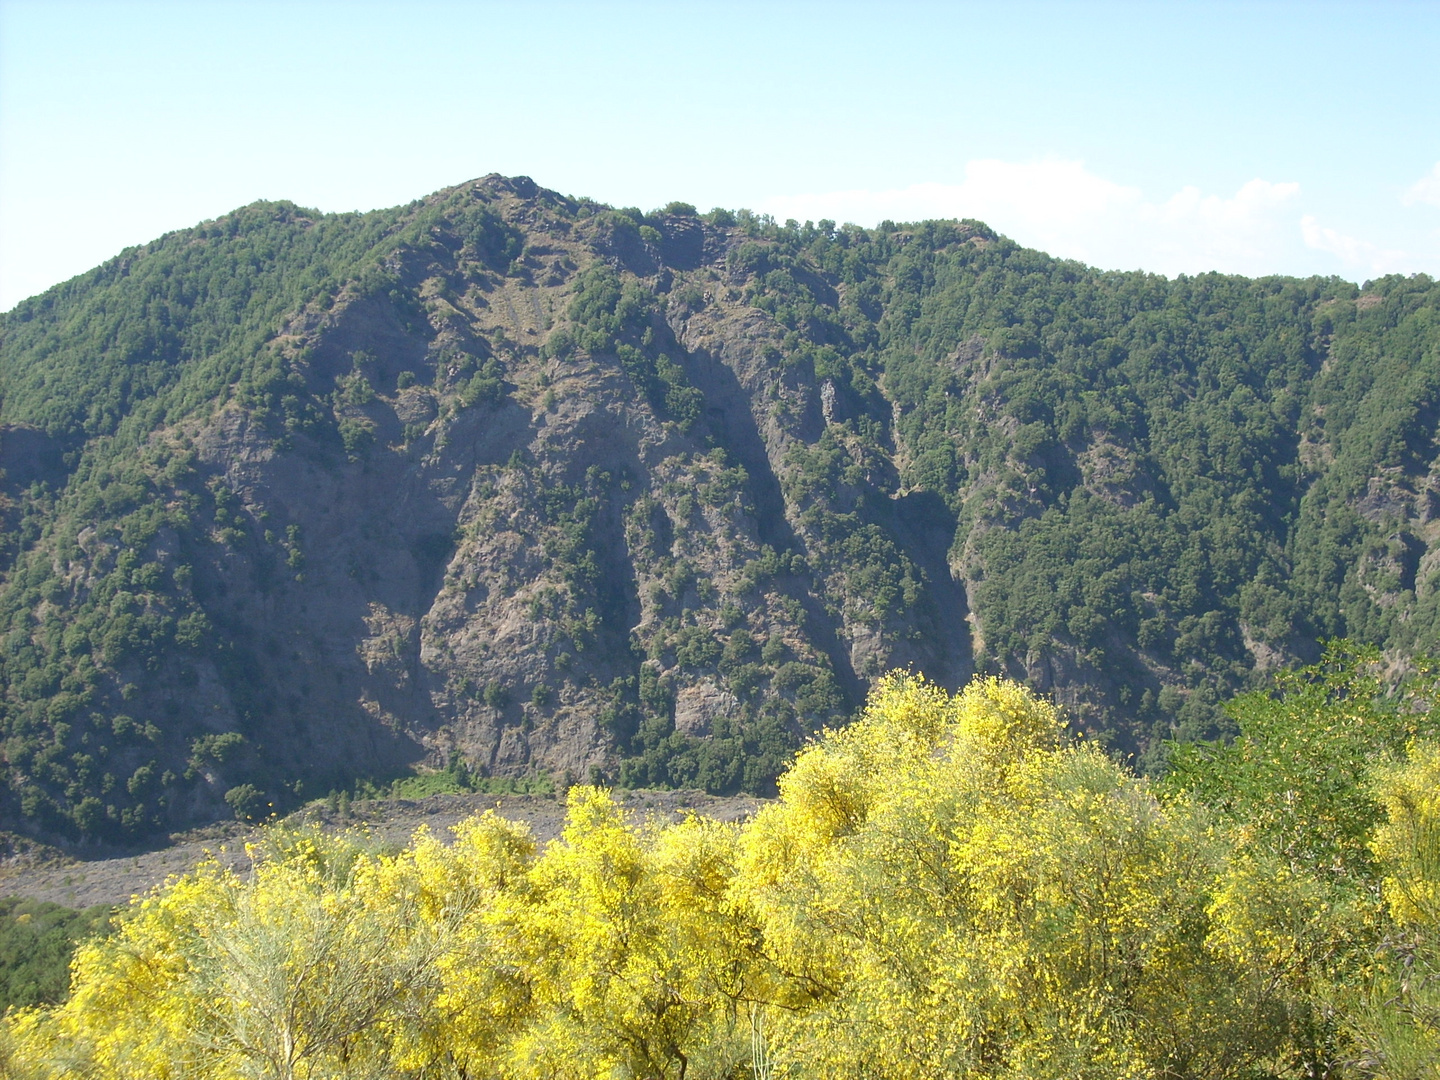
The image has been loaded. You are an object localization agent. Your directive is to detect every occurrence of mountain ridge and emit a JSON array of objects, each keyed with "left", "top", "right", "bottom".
[{"left": 2, "top": 173, "right": 1438, "bottom": 845}]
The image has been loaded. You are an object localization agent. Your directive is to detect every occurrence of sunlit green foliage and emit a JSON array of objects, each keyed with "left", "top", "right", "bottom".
[
  {"left": 1165, "top": 640, "right": 1440, "bottom": 879},
  {"left": 0, "top": 899, "right": 112, "bottom": 1012}
]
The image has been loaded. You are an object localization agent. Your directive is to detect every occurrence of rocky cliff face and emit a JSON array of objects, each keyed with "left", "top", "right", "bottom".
[
  {"left": 202, "top": 181, "right": 971, "bottom": 786},
  {"left": 0, "top": 176, "right": 976, "bottom": 840}
]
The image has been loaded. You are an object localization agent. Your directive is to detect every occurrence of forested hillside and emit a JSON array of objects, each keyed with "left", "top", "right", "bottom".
[{"left": 2, "top": 173, "right": 1438, "bottom": 843}]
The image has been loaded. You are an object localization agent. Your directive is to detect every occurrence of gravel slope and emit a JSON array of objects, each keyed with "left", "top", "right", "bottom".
[{"left": 0, "top": 789, "right": 764, "bottom": 909}]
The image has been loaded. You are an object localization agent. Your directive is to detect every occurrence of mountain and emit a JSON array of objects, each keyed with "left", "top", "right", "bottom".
[{"left": 2, "top": 174, "right": 1438, "bottom": 844}]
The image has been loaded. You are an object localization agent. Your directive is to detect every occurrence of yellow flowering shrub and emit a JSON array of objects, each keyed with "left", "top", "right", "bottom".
[{"left": 5, "top": 672, "right": 1436, "bottom": 1079}]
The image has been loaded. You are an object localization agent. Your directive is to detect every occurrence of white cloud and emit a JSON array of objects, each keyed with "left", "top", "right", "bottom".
[
  {"left": 759, "top": 160, "right": 1307, "bottom": 277},
  {"left": 1141, "top": 178, "right": 1301, "bottom": 273},
  {"left": 1403, "top": 162, "right": 1440, "bottom": 209},
  {"left": 1300, "top": 215, "right": 1414, "bottom": 277}
]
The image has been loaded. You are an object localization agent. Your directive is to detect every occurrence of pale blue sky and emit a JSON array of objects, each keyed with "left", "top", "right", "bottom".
[{"left": 2, "top": 0, "right": 1437, "bottom": 310}]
